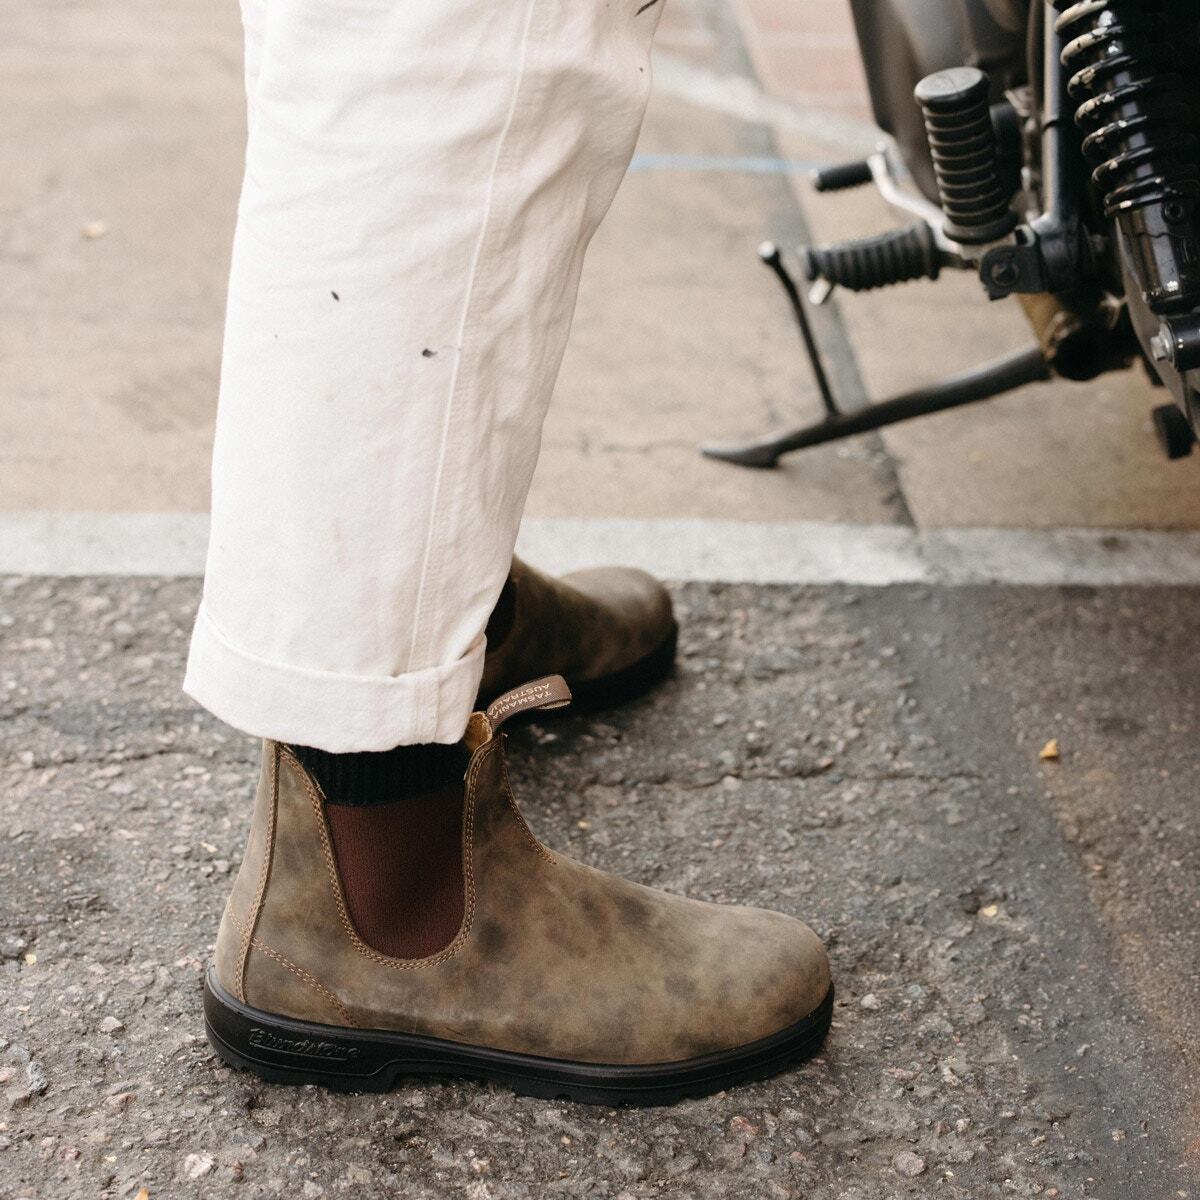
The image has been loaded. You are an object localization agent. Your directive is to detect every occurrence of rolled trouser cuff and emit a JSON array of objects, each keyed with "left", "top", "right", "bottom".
[{"left": 183, "top": 603, "right": 484, "bottom": 751}]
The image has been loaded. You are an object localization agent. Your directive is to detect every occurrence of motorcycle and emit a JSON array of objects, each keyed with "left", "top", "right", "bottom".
[{"left": 703, "top": 0, "right": 1200, "bottom": 468}]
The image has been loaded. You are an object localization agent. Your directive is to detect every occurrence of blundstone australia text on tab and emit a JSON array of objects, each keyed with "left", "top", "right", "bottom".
[{"left": 485, "top": 676, "right": 572, "bottom": 729}]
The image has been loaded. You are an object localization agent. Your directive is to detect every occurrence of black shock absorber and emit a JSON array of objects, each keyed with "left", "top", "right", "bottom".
[
  {"left": 914, "top": 67, "right": 1019, "bottom": 245},
  {"left": 1057, "top": 0, "right": 1200, "bottom": 312}
]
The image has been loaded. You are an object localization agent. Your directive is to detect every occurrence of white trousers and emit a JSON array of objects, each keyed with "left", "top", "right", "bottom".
[{"left": 184, "top": 0, "right": 663, "bottom": 751}]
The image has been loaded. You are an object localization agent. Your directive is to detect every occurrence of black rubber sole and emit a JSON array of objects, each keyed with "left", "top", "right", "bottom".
[
  {"left": 560, "top": 622, "right": 679, "bottom": 712},
  {"left": 203, "top": 970, "right": 833, "bottom": 1107}
]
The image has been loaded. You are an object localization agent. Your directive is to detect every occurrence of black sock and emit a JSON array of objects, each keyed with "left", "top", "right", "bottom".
[{"left": 289, "top": 742, "right": 468, "bottom": 808}]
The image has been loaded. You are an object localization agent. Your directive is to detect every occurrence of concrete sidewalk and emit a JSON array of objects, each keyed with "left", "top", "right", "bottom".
[
  {"left": 3, "top": 577, "right": 1198, "bottom": 1198},
  {"left": 5, "top": 0, "right": 1200, "bottom": 528}
]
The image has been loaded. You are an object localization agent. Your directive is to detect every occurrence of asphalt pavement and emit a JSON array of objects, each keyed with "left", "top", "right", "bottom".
[{"left": 3, "top": 578, "right": 1198, "bottom": 1199}]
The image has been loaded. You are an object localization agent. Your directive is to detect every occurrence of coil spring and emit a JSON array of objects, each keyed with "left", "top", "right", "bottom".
[{"left": 1057, "top": 0, "right": 1200, "bottom": 218}]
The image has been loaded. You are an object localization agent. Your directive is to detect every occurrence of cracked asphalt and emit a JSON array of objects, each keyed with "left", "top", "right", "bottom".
[{"left": 2, "top": 577, "right": 1197, "bottom": 1199}]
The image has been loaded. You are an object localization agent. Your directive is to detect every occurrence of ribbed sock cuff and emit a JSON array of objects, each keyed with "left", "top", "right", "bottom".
[{"left": 290, "top": 742, "right": 469, "bottom": 807}]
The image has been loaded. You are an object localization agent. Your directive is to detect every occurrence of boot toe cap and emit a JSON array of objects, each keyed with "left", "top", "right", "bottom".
[
  {"left": 767, "top": 915, "right": 832, "bottom": 1032},
  {"left": 562, "top": 565, "right": 675, "bottom": 656},
  {"left": 716, "top": 908, "right": 831, "bottom": 1048},
  {"left": 634, "top": 899, "right": 831, "bottom": 1064}
]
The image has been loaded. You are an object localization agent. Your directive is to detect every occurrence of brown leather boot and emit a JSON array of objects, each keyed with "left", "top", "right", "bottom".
[
  {"left": 477, "top": 558, "right": 676, "bottom": 710},
  {"left": 205, "top": 679, "right": 833, "bottom": 1106}
]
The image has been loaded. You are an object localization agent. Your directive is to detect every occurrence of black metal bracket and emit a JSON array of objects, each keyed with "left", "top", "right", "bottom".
[{"left": 700, "top": 243, "right": 1052, "bottom": 469}]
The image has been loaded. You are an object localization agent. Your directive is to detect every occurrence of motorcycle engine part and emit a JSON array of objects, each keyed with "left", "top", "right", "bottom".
[
  {"left": 1150, "top": 315, "right": 1200, "bottom": 374},
  {"left": 849, "top": 0, "right": 1027, "bottom": 206},
  {"left": 1016, "top": 292, "right": 1134, "bottom": 381},
  {"left": 803, "top": 224, "right": 942, "bottom": 293},
  {"left": 1057, "top": 0, "right": 1200, "bottom": 313},
  {"left": 915, "top": 67, "right": 1020, "bottom": 244}
]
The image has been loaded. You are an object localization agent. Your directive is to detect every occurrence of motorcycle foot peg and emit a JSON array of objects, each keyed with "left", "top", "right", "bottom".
[
  {"left": 810, "top": 159, "right": 873, "bottom": 193},
  {"left": 914, "top": 67, "right": 1017, "bottom": 246},
  {"left": 803, "top": 223, "right": 941, "bottom": 293},
  {"left": 1151, "top": 403, "right": 1197, "bottom": 461}
]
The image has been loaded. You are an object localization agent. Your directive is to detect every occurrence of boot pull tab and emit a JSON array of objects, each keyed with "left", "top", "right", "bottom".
[
  {"left": 464, "top": 676, "right": 572, "bottom": 751},
  {"left": 462, "top": 675, "right": 569, "bottom": 750},
  {"left": 486, "top": 675, "right": 572, "bottom": 731}
]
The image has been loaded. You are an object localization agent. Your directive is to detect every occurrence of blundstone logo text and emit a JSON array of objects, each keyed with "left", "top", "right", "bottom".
[
  {"left": 248, "top": 1027, "right": 360, "bottom": 1061},
  {"left": 489, "top": 682, "right": 553, "bottom": 719}
]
